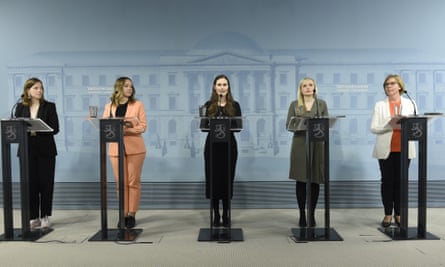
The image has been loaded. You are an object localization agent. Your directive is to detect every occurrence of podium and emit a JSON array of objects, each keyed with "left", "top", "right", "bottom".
[
  {"left": 288, "top": 116, "right": 344, "bottom": 242},
  {"left": 197, "top": 116, "right": 244, "bottom": 242},
  {"left": 379, "top": 114, "right": 442, "bottom": 240},
  {"left": 89, "top": 118, "right": 142, "bottom": 241},
  {"left": 1, "top": 118, "right": 54, "bottom": 241}
]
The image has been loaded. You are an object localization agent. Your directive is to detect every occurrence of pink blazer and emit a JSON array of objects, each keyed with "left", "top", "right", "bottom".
[{"left": 102, "top": 100, "right": 147, "bottom": 156}]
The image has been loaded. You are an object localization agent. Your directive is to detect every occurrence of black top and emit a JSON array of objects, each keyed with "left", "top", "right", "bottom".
[{"left": 115, "top": 102, "right": 128, "bottom": 117}]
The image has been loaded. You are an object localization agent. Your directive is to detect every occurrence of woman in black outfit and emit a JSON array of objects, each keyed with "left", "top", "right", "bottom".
[
  {"left": 201, "top": 74, "right": 242, "bottom": 227},
  {"left": 15, "top": 77, "right": 59, "bottom": 230}
]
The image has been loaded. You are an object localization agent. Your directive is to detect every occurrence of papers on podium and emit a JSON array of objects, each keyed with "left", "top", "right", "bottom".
[
  {"left": 17, "top": 118, "right": 53, "bottom": 132},
  {"left": 287, "top": 115, "right": 344, "bottom": 132}
]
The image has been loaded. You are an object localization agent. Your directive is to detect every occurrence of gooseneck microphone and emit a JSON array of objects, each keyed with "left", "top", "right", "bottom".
[
  {"left": 313, "top": 89, "right": 320, "bottom": 118},
  {"left": 218, "top": 94, "right": 223, "bottom": 117},
  {"left": 404, "top": 90, "right": 417, "bottom": 116},
  {"left": 10, "top": 94, "right": 24, "bottom": 119}
]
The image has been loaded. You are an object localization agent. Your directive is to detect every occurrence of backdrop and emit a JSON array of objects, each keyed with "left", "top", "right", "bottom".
[{"left": 1, "top": 0, "right": 444, "bottom": 184}]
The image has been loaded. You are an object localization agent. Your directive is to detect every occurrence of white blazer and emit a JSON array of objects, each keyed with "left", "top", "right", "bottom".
[{"left": 370, "top": 97, "right": 417, "bottom": 159}]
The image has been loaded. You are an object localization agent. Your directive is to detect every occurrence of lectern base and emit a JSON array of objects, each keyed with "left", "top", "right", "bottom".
[
  {"left": 88, "top": 228, "right": 143, "bottom": 242},
  {"left": 198, "top": 228, "right": 244, "bottom": 242},
  {"left": 0, "top": 228, "right": 53, "bottom": 241},
  {"left": 379, "top": 227, "right": 440, "bottom": 240},
  {"left": 291, "top": 227, "right": 343, "bottom": 242}
]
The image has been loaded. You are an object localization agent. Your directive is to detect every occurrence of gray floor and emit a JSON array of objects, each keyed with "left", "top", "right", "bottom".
[{"left": 1, "top": 208, "right": 445, "bottom": 267}]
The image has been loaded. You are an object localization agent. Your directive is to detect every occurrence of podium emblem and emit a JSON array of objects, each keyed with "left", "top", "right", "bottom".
[
  {"left": 4, "top": 125, "right": 17, "bottom": 141},
  {"left": 311, "top": 123, "right": 325, "bottom": 139},
  {"left": 410, "top": 122, "right": 423, "bottom": 139},
  {"left": 103, "top": 124, "right": 117, "bottom": 140},
  {"left": 214, "top": 124, "right": 227, "bottom": 139}
]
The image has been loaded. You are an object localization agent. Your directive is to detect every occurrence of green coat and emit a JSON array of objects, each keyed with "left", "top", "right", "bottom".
[{"left": 286, "top": 99, "right": 328, "bottom": 184}]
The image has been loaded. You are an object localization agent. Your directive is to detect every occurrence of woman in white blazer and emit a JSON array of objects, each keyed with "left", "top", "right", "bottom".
[{"left": 370, "top": 74, "right": 417, "bottom": 228}]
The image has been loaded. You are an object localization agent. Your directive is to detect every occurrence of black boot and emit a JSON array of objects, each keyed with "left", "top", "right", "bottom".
[
  {"left": 309, "top": 183, "right": 320, "bottom": 227},
  {"left": 296, "top": 182, "right": 307, "bottom": 227},
  {"left": 212, "top": 199, "right": 221, "bottom": 227},
  {"left": 222, "top": 199, "right": 229, "bottom": 227},
  {"left": 299, "top": 209, "right": 307, "bottom": 227},
  {"left": 308, "top": 211, "right": 316, "bottom": 227},
  {"left": 213, "top": 212, "right": 221, "bottom": 227}
]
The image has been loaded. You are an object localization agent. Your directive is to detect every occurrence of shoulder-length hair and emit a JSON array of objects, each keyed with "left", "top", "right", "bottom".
[
  {"left": 297, "top": 77, "right": 317, "bottom": 107},
  {"left": 22, "top": 77, "right": 45, "bottom": 106},
  {"left": 110, "top": 76, "right": 136, "bottom": 106}
]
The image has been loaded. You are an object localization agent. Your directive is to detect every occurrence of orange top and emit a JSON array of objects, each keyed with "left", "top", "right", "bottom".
[{"left": 389, "top": 101, "right": 401, "bottom": 152}]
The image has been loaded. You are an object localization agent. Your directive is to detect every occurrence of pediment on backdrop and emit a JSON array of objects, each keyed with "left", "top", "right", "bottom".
[{"left": 190, "top": 52, "right": 264, "bottom": 65}]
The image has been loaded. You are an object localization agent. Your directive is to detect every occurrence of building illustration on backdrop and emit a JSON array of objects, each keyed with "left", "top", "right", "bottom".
[{"left": 7, "top": 32, "right": 445, "bottom": 180}]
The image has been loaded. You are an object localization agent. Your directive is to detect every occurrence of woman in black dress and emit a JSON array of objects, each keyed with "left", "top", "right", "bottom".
[{"left": 201, "top": 74, "right": 242, "bottom": 227}]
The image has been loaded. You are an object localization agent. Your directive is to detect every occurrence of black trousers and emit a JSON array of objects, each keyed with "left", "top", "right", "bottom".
[
  {"left": 28, "top": 156, "right": 56, "bottom": 219},
  {"left": 378, "top": 152, "right": 409, "bottom": 216}
]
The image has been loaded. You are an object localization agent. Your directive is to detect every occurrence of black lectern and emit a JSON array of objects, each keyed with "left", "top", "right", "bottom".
[
  {"left": 288, "top": 116, "right": 344, "bottom": 242},
  {"left": 1, "top": 118, "right": 53, "bottom": 241},
  {"left": 380, "top": 114, "right": 441, "bottom": 240},
  {"left": 198, "top": 116, "right": 243, "bottom": 242},
  {"left": 89, "top": 118, "right": 142, "bottom": 241}
]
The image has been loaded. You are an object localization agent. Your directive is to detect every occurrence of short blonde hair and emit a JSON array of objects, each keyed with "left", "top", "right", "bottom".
[{"left": 383, "top": 74, "right": 405, "bottom": 95}]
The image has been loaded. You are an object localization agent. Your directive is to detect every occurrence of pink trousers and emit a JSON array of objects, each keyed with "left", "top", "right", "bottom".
[{"left": 110, "top": 153, "right": 146, "bottom": 214}]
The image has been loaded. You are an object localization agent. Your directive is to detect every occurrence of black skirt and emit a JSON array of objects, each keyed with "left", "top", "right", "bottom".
[{"left": 204, "top": 134, "right": 238, "bottom": 199}]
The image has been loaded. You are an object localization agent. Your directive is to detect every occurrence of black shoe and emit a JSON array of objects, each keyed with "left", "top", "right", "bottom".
[
  {"left": 298, "top": 216, "right": 307, "bottom": 227},
  {"left": 394, "top": 216, "right": 401, "bottom": 227},
  {"left": 213, "top": 214, "right": 221, "bottom": 227},
  {"left": 222, "top": 216, "right": 229, "bottom": 228},
  {"left": 117, "top": 217, "right": 129, "bottom": 228},
  {"left": 381, "top": 219, "right": 391, "bottom": 228},
  {"left": 308, "top": 215, "right": 316, "bottom": 227},
  {"left": 126, "top": 216, "right": 136, "bottom": 229}
]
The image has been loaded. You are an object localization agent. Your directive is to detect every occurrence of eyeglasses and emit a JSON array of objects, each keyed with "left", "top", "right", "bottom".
[{"left": 384, "top": 82, "right": 398, "bottom": 87}]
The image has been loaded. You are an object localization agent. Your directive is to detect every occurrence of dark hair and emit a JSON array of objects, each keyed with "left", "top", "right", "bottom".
[{"left": 207, "top": 74, "right": 236, "bottom": 116}]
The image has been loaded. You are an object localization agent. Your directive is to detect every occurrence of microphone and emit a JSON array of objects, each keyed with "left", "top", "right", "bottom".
[
  {"left": 403, "top": 90, "right": 417, "bottom": 116},
  {"left": 108, "top": 100, "right": 114, "bottom": 119},
  {"left": 218, "top": 94, "right": 223, "bottom": 117},
  {"left": 10, "top": 94, "right": 24, "bottom": 119},
  {"left": 313, "top": 89, "right": 320, "bottom": 118}
]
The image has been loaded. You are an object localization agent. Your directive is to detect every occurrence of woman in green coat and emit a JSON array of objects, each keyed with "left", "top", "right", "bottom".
[{"left": 286, "top": 77, "right": 328, "bottom": 227}]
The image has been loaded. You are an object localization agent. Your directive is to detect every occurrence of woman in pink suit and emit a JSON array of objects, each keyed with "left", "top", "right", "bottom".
[{"left": 103, "top": 77, "right": 147, "bottom": 228}]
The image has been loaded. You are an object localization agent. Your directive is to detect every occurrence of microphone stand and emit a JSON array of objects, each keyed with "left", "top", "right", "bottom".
[
  {"left": 10, "top": 94, "right": 24, "bottom": 119},
  {"left": 313, "top": 90, "right": 320, "bottom": 118},
  {"left": 218, "top": 94, "right": 223, "bottom": 117},
  {"left": 404, "top": 90, "right": 417, "bottom": 116}
]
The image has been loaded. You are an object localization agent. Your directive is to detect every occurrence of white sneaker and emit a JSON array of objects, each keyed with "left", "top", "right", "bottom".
[
  {"left": 40, "top": 216, "right": 52, "bottom": 228},
  {"left": 30, "top": 218, "right": 41, "bottom": 230}
]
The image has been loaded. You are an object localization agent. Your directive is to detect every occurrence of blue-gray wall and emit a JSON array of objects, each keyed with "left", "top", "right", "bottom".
[{"left": 1, "top": 0, "right": 444, "bottom": 208}]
